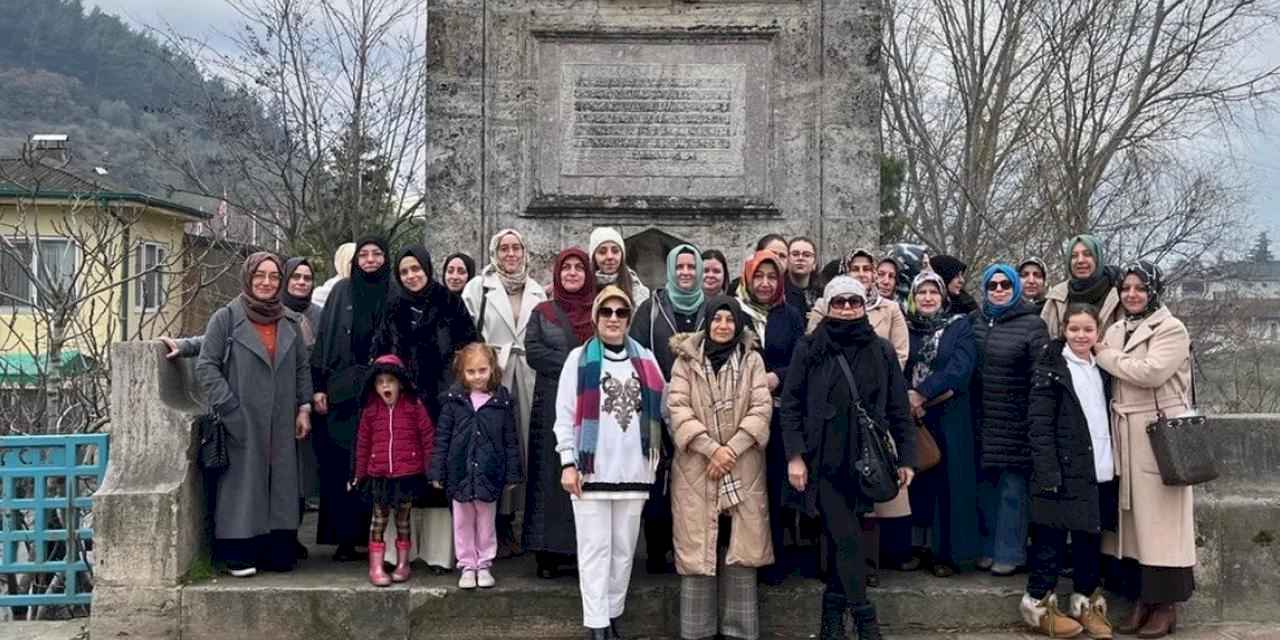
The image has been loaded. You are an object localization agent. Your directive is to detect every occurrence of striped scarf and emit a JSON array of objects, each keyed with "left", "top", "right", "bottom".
[
  {"left": 702, "top": 342, "right": 744, "bottom": 511},
  {"left": 573, "top": 336, "right": 665, "bottom": 474}
]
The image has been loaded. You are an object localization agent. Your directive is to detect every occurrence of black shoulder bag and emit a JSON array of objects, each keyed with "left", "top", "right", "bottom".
[
  {"left": 834, "top": 354, "right": 901, "bottom": 503},
  {"left": 195, "top": 333, "right": 235, "bottom": 473}
]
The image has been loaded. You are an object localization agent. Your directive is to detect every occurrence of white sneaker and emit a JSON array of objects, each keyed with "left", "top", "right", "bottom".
[
  {"left": 458, "top": 570, "right": 477, "bottom": 589},
  {"left": 227, "top": 565, "right": 257, "bottom": 578},
  {"left": 476, "top": 568, "right": 495, "bottom": 588}
]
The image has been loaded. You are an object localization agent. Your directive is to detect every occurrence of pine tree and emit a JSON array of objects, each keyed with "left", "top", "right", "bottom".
[{"left": 1248, "top": 231, "right": 1274, "bottom": 263}]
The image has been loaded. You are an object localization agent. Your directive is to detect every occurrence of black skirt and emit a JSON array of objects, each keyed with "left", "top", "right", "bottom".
[{"left": 360, "top": 475, "right": 430, "bottom": 507}]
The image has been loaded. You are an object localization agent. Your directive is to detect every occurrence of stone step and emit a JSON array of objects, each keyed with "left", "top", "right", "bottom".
[{"left": 179, "top": 555, "right": 1101, "bottom": 640}]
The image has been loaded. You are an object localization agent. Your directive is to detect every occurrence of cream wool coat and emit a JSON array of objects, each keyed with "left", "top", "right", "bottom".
[
  {"left": 667, "top": 331, "right": 775, "bottom": 575},
  {"left": 461, "top": 270, "right": 548, "bottom": 511},
  {"left": 1095, "top": 306, "right": 1196, "bottom": 567},
  {"left": 1042, "top": 281, "right": 1122, "bottom": 339}
]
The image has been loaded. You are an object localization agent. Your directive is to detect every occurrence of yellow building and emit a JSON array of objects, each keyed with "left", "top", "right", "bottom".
[{"left": 0, "top": 155, "right": 212, "bottom": 360}]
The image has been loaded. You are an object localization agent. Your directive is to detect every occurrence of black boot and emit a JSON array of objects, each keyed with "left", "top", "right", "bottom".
[
  {"left": 851, "top": 602, "right": 882, "bottom": 640},
  {"left": 584, "top": 627, "right": 609, "bottom": 640},
  {"left": 820, "top": 592, "right": 847, "bottom": 640},
  {"left": 608, "top": 618, "right": 623, "bottom": 639}
]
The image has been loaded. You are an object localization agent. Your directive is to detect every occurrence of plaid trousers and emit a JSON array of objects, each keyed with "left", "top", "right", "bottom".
[{"left": 679, "top": 560, "right": 759, "bottom": 640}]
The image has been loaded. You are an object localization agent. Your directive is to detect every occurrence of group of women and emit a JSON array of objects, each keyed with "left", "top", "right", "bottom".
[{"left": 183, "top": 226, "right": 1197, "bottom": 640}]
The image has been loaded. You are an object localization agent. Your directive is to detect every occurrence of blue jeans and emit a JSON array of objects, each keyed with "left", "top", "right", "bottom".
[{"left": 977, "top": 469, "right": 1029, "bottom": 566}]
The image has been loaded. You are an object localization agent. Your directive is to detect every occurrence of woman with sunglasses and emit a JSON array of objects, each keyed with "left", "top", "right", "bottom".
[
  {"left": 780, "top": 276, "right": 915, "bottom": 640},
  {"left": 970, "top": 264, "right": 1049, "bottom": 577},
  {"left": 553, "top": 286, "right": 666, "bottom": 640},
  {"left": 1092, "top": 261, "right": 1194, "bottom": 639}
]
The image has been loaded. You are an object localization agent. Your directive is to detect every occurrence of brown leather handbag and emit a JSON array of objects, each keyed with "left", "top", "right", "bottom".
[{"left": 913, "top": 417, "right": 941, "bottom": 472}]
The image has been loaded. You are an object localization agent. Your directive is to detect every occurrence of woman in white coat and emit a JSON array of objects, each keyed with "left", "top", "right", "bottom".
[{"left": 462, "top": 228, "right": 548, "bottom": 556}]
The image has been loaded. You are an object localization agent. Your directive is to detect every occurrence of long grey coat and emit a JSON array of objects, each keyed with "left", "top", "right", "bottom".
[{"left": 196, "top": 300, "right": 312, "bottom": 540}]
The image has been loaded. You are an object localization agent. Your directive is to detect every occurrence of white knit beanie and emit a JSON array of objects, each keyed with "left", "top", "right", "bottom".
[
  {"left": 589, "top": 227, "right": 626, "bottom": 258},
  {"left": 823, "top": 275, "right": 866, "bottom": 301}
]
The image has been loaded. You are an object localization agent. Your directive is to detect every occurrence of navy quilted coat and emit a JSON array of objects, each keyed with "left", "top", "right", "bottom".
[{"left": 429, "top": 384, "right": 523, "bottom": 503}]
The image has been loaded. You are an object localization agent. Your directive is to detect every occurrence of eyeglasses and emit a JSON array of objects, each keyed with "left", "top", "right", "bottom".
[
  {"left": 790, "top": 251, "right": 816, "bottom": 259},
  {"left": 252, "top": 272, "right": 282, "bottom": 283},
  {"left": 598, "top": 307, "right": 631, "bottom": 320},
  {"left": 829, "top": 296, "right": 864, "bottom": 310},
  {"left": 986, "top": 280, "right": 1013, "bottom": 292}
]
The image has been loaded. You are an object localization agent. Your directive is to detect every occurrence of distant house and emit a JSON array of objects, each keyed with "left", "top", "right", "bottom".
[
  {"left": 1170, "top": 260, "right": 1280, "bottom": 343},
  {"left": 0, "top": 139, "right": 212, "bottom": 361}
]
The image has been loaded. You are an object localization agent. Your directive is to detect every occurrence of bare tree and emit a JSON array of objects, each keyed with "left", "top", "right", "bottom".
[
  {"left": 883, "top": 0, "right": 1280, "bottom": 270},
  {"left": 147, "top": 0, "right": 428, "bottom": 264}
]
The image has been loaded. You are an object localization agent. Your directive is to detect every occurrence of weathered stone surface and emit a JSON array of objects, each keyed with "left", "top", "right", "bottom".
[
  {"left": 88, "top": 586, "right": 182, "bottom": 640},
  {"left": 423, "top": 0, "right": 879, "bottom": 281}
]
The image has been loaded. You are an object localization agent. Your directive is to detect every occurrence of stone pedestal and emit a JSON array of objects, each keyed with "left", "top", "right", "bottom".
[
  {"left": 424, "top": 0, "right": 881, "bottom": 279},
  {"left": 90, "top": 342, "right": 206, "bottom": 639}
]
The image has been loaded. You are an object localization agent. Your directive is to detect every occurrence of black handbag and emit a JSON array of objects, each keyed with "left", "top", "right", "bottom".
[
  {"left": 835, "top": 354, "right": 901, "bottom": 503},
  {"left": 1146, "top": 370, "right": 1218, "bottom": 486},
  {"left": 195, "top": 334, "right": 235, "bottom": 473}
]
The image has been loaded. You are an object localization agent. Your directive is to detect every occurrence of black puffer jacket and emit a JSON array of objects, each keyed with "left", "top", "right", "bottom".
[
  {"left": 969, "top": 302, "right": 1049, "bottom": 469},
  {"left": 1027, "top": 339, "right": 1112, "bottom": 532},
  {"left": 429, "top": 384, "right": 523, "bottom": 503}
]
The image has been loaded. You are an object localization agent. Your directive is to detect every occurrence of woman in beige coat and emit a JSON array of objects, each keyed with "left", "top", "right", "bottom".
[
  {"left": 668, "top": 295, "right": 773, "bottom": 640},
  {"left": 1094, "top": 261, "right": 1194, "bottom": 639}
]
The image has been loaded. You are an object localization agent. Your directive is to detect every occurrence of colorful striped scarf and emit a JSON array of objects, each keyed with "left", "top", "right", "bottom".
[{"left": 573, "top": 336, "right": 665, "bottom": 474}]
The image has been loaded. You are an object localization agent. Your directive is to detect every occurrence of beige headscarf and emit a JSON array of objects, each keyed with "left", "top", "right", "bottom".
[
  {"left": 486, "top": 228, "right": 530, "bottom": 294},
  {"left": 332, "top": 242, "right": 356, "bottom": 280}
]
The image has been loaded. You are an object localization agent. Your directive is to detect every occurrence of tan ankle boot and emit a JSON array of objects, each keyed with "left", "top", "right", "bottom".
[
  {"left": 1069, "top": 592, "right": 1113, "bottom": 639},
  {"left": 1021, "top": 593, "right": 1084, "bottom": 638}
]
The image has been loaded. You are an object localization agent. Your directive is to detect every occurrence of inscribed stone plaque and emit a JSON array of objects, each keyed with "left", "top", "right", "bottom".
[
  {"left": 559, "top": 63, "right": 747, "bottom": 178},
  {"left": 533, "top": 37, "right": 773, "bottom": 205}
]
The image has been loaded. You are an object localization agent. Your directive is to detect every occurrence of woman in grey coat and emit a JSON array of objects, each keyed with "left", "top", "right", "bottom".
[{"left": 196, "top": 252, "right": 313, "bottom": 577}]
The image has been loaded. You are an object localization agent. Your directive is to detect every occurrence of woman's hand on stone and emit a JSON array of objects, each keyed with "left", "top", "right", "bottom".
[
  {"left": 560, "top": 466, "right": 584, "bottom": 498},
  {"left": 897, "top": 467, "right": 915, "bottom": 488},
  {"left": 158, "top": 336, "right": 180, "bottom": 360},
  {"left": 312, "top": 392, "right": 328, "bottom": 415},
  {"left": 787, "top": 456, "right": 807, "bottom": 492}
]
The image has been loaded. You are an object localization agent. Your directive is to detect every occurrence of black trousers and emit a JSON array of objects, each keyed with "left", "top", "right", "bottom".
[
  {"left": 217, "top": 530, "right": 296, "bottom": 571},
  {"left": 818, "top": 477, "right": 868, "bottom": 606},
  {"left": 766, "top": 432, "right": 794, "bottom": 575},
  {"left": 1026, "top": 523, "right": 1101, "bottom": 599},
  {"left": 314, "top": 412, "right": 371, "bottom": 548}
]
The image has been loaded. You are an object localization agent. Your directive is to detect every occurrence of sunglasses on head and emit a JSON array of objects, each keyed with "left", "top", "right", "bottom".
[
  {"left": 986, "top": 280, "right": 1013, "bottom": 292},
  {"left": 829, "top": 295, "right": 864, "bottom": 310},
  {"left": 598, "top": 307, "right": 631, "bottom": 320}
]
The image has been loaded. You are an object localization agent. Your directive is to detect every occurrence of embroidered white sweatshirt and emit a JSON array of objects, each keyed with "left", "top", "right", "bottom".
[{"left": 554, "top": 344, "right": 659, "bottom": 500}]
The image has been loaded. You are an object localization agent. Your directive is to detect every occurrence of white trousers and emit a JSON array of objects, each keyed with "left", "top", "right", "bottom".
[
  {"left": 572, "top": 498, "right": 645, "bottom": 629},
  {"left": 381, "top": 507, "right": 455, "bottom": 569}
]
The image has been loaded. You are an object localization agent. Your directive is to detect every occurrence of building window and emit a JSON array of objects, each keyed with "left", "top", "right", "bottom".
[
  {"left": 135, "top": 243, "right": 168, "bottom": 312},
  {"left": 0, "top": 238, "right": 76, "bottom": 309}
]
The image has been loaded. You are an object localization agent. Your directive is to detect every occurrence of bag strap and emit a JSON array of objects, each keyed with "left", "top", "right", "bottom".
[
  {"left": 835, "top": 353, "right": 863, "bottom": 410},
  {"left": 476, "top": 285, "right": 491, "bottom": 335}
]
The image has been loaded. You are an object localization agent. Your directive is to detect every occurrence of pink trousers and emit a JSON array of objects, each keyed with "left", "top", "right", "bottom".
[{"left": 452, "top": 500, "right": 497, "bottom": 571}]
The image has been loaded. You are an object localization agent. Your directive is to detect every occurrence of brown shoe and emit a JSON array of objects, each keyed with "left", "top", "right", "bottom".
[
  {"left": 1117, "top": 601, "right": 1152, "bottom": 635},
  {"left": 1021, "top": 593, "right": 1084, "bottom": 638},
  {"left": 1136, "top": 604, "right": 1176, "bottom": 639},
  {"left": 1069, "top": 592, "right": 1113, "bottom": 639}
]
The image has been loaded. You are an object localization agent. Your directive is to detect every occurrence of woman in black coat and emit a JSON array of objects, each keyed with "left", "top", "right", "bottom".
[
  {"left": 969, "top": 264, "right": 1049, "bottom": 576},
  {"left": 781, "top": 276, "right": 916, "bottom": 640},
  {"left": 523, "top": 247, "right": 595, "bottom": 578},
  {"left": 373, "top": 245, "right": 478, "bottom": 421},
  {"left": 736, "top": 249, "right": 808, "bottom": 585},
  {"left": 310, "top": 236, "right": 392, "bottom": 560}
]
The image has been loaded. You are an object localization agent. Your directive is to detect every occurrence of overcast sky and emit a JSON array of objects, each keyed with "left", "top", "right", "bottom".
[{"left": 88, "top": 0, "right": 1280, "bottom": 248}]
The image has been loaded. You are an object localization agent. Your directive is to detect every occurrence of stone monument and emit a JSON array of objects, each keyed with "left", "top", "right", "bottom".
[{"left": 424, "top": 0, "right": 881, "bottom": 282}]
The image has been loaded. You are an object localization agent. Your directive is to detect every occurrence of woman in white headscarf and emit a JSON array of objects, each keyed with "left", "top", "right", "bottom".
[
  {"left": 312, "top": 242, "right": 356, "bottom": 308},
  {"left": 461, "top": 228, "right": 547, "bottom": 556},
  {"left": 589, "top": 227, "right": 650, "bottom": 307}
]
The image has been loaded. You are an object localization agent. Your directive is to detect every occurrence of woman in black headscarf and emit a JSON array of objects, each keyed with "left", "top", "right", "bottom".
[
  {"left": 311, "top": 236, "right": 392, "bottom": 560},
  {"left": 441, "top": 252, "right": 476, "bottom": 296},
  {"left": 928, "top": 255, "right": 978, "bottom": 316}
]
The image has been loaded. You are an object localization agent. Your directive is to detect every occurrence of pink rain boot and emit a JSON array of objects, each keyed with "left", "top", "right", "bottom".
[
  {"left": 391, "top": 539, "right": 412, "bottom": 583},
  {"left": 368, "top": 542, "right": 391, "bottom": 587}
]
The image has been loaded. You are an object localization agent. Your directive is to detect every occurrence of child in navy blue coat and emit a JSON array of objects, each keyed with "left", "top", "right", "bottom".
[{"left": 430, "top": 343, "right": 523, "bottom": 589}]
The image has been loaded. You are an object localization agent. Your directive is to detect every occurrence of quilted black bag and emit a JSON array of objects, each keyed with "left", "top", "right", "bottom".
[
  {"left": 1147, "top": 388, "right": 1217, "bottom": 487},
  {"left": 835, "top": 354, "right": 901, "bottom": 503},
  {"left": 194, "top": 334, "right": 234, "bottom": 473}
]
